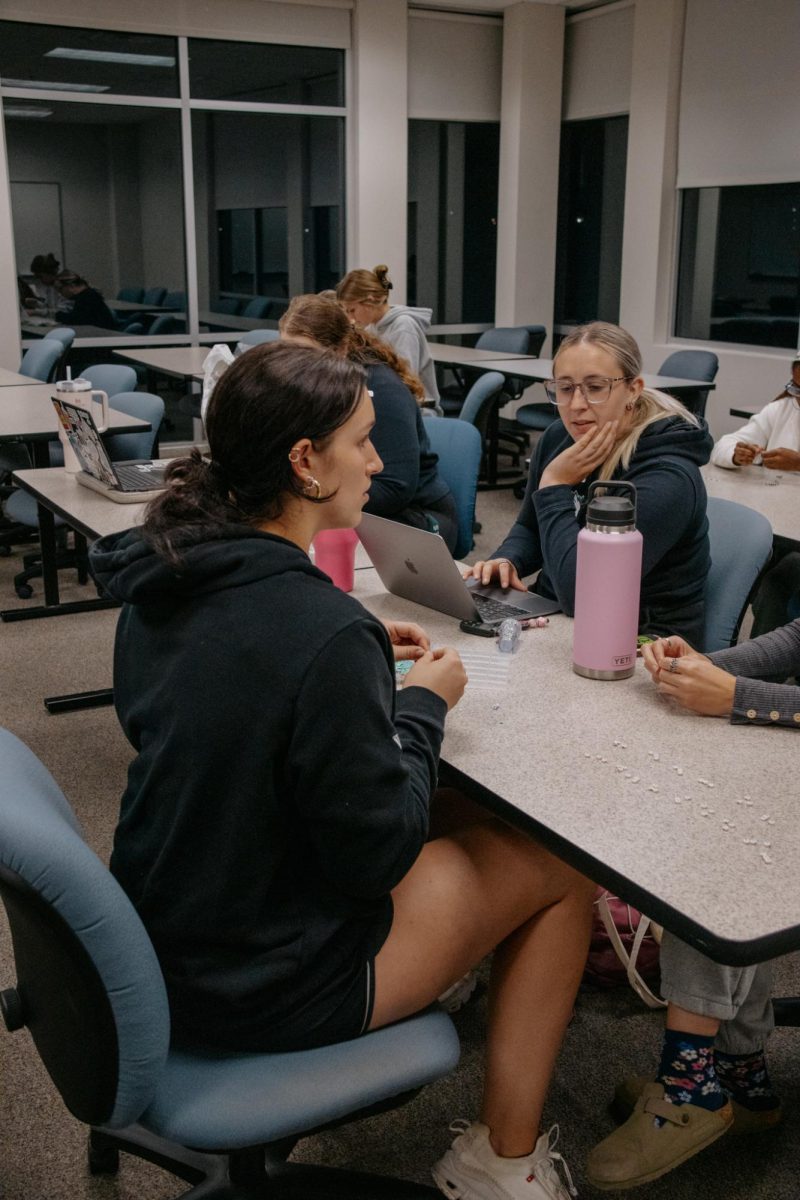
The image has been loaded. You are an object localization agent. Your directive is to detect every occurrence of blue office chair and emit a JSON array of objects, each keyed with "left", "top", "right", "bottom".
[
  {"left": 424, "top": 416, "right": 482, "bottom": 560},
  {"left": 141, "top": 286, "right": 167, "bottom": 306},
  {"left": 19, "top": 339, "right": 62, "bottom": 383},
  {"left": 43, "top": 326, "right": 75, "bottom": 351},
  {"left": 117, "top": 287, "right": 144, "bottom": 303},
  {"left": 47, "top": 364, "right": 139, "bottom": 467},
  {"left": 457, "top": 371, "right": 523, "bottom": 490},
  {"left": 241, "top": 297, "right": 271, "bottom": 319},
  {"left": 657, "top": 350, "right": 719, "bottom": 419},
  {"left": 104, "top": 391, "right": 164, "bottom": 461},
  {"left": 148, "top": 314, "right": 185, "bottom": 335},
  {"left": 237, "top": 329, "right": 280, "bottom": 348},
  {"left": 0, "top": 727, "right": 460, "bottom": 1198},
  {"left": 702, "top": 497, "right": 773, "bottom": 653},
  {"left": 121, "top": 321, "right": 145, "bottom": 334},
  {"left": 164, "top": 291, "right": 186, "bottom": 311},
  {"left": 210, "top": 297, "right": 241, "bottom": 315}
]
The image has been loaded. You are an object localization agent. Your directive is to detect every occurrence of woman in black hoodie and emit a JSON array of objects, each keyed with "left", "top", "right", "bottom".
[{"left": 90, "top": 342, "right": 594, "bottom": 1199}]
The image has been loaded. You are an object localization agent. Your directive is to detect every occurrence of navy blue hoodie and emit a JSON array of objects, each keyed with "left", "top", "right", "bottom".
[
  {"left": 493, "top": 415, "right": 713, "bottom": 643},
  {"left": 90, "top": 524, "right": 446, "bottom": 1051}
]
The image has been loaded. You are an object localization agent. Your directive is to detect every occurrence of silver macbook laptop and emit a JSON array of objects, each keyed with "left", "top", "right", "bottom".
[
  {"left": 52, "top": 397, "right": 166, "bottom": 504},
  {"left": 357, "top": 512, "right": 561, "bottom": 626}
]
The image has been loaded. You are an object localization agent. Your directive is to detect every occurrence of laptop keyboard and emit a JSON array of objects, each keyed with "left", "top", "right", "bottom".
[
  {"left": 472, "top": 592, "right": 536, "bottom": 622},
  {"left": 114, "top": 462, "right": 166, "bottom": 491}
]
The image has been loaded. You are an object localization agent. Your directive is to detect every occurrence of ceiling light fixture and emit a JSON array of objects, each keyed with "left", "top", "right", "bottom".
[
  {"left": 2, "top": 78, "right": 110, "bottom": 92},
  {"left": 46, "top": 48, "right": 175, "bottom": 68}
]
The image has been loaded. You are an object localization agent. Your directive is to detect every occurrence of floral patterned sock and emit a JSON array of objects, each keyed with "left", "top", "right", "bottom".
[
  {"left": 716, "top": 1048, "right": 780, "bottom": 1111},
  {"left": 656, "top": 1029, "right": 726, "bottom": 1114}
]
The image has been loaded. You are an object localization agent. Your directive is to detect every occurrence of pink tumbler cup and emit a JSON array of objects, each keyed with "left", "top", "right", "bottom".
[{"left": 313, "top": 528, "right": 358, "bottom": 592}]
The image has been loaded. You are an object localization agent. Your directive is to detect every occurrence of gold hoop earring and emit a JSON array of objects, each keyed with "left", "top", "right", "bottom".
[{"left": 303, "top": 476, "right": 321, "bottom": 500}]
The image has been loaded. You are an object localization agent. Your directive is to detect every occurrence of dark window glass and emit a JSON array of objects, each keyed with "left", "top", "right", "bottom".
[
  {"left": 188, "top": 39, "right": 344, "bottom": 106},
  {"left": 408, "top": 120, "right": 499, "bottom": 325},
  {"left": 0, "top": 20, "right": 178, "bottom": 98},
  {"left": 675, "top": 182, "right": 800, "bottom": 349},
  {"left": 554, "top": 115, "right": 628, "bottom": 332},
  {"left": 194, "top": 111, "right": 344, "bottom": 323}
]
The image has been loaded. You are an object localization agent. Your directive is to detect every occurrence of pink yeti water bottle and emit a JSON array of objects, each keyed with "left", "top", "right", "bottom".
[
  {"left": 572, "top": 481, "right": 643, "bottom": 680},
  {"left": 312, "top": 528, "right": 358, "bottom": 592}
]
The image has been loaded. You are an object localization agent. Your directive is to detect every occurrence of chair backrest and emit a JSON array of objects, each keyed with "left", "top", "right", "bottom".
[
  {"left": 106, "top": 391, "right": 164, "bottom": 461},
  {"left": 476, "top": 326, "right": 531, "bottom": 356},
  {"left": 117, "top": 287, "right": 143, "bottom": 303},
  {"left": 702, "top": 497, "right": 774, "bottom": 653},
  {"left": 423, "top": 416, "right": 482, "bottom": 560},
  {"left": 241, "top": 297, "right": 271, "bottom": 319},
  {"left": 524, "top": 325, "right": 547, "bottom": 357},
  {"left": 163, "top": 291, "right": 186, "bottom": 310},
  {"left": 0, "top": 727, "right": 170, "bottom": 1128},
  {"left": 141, "top": 286, "right": 167, "bottom": 306},
  {"left": 212, "top": 297, "right": 241, "bottom": 315},
  {"left": 19, "top": 339, "right": 63, "bottom": 382},
  {"left": 237, "top": 329, "right": 280, "bottom": 347},
  {"left": 80, "top": 364, "right": 138, "bottom": 397},
  {"left": 43, "top": 327, "right": 75, "bottom": 350},
  {"left": 458, "top": 370, "right": 506, "bottom": 431},
  {"left": 121, "top": 321, "right": 145, "bottom": 334},
  {"left": 658, "top": 350, "right": 719, "bottom": 419},
  {"left": 148, "top": 314, "right": 183, "bottom": 335}
]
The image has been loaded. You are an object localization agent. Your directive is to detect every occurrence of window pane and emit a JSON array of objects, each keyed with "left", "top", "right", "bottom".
[
  {"left": 5, "top": 98, "right": 186, "bottom": 320},
  {"left": 193, "top": 111, "right": 344, "bottom": 325},
  {"left": 554, "top": 116, "right": 628, "bottom": 330},
  {"left": 408, "top": 120, "right": 499, "bottom": 324},
  {"left": 188, "top": 39, "right": 344, "bottom": 106},
  {"left": 0, "top": 20, "right": 178, "bottom": 98},
  {"left": 675, "top": 183, "right": 800, "bottom": 349}
]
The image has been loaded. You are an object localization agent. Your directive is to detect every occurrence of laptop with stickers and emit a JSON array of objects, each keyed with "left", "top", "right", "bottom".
[{"left": 52, "top": 397, "right": 166, "bottom": 504}]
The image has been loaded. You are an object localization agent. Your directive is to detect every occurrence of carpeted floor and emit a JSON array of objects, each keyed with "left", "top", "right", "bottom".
[{"left": 0, "top": 480, "right": 798, "bottom": 1200}]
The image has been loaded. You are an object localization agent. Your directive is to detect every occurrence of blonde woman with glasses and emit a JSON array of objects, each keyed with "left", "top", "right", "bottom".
[{"left": 464, "top": 322, "right": 714, "bottom": 644}]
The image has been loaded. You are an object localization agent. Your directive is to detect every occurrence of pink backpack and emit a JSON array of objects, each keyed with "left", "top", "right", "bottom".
[{"left": 584, "top": 887, "right": 665, "bottom": 1009}]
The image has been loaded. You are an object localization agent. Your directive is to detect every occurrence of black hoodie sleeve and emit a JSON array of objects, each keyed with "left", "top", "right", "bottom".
[{"left": 288, "top": 617, "right": 446, "bottom": 899}]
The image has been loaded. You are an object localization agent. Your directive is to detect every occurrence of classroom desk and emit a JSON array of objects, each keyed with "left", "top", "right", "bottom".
[
  {"left": 470, "top": 358, "right": 718, "bottom": 396},
  {"left": 729, "top": 404, "right": 759, "bottom": 420},
  {"left": 2, "top": 404, "right": 150, "bottom": 621},
  {"left": 114, "top": 345, "right": 208, "bottom": 384},
  {"left": 353, "top": 569, "right": 799, "bottom": 967},
  {"left": 428, "top": 344, "right": 533, "bottom": 366},
  {"left": 701, "top": 462, "right": 800, "bottom": 544},
  {"left": 0, "top": 368, "right": 44, "bottom": 387},
  {"left": 20, "top": 319, "right": 123, "bottom": 340}
]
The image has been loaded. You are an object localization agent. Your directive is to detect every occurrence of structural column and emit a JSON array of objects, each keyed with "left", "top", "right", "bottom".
[
  {"left": 349, "top": 0, "right": 408, "bottom": 299},
  {"left": 495, "top": 1, "right": 564, "bottom": 346}
]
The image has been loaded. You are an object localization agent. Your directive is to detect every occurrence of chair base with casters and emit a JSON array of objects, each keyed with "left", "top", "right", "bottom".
[{"left": 0, "top": 727, "right": 461, "bottom": 1200}]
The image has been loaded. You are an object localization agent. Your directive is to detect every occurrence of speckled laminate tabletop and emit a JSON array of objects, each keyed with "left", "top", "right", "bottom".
[
  {"left": 353, "top": 569, "right": 799, "bottom": 965},
  {"left": 702, "top": 462, "right": 800, "bottom": 542}
]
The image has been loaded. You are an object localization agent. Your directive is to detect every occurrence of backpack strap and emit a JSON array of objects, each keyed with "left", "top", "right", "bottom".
[{"left": 595, "top": 891, "right": 667, "bottom": 1010}]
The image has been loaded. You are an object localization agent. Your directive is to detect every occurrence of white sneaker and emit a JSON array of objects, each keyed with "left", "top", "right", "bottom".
[
  {"left": 432, "top": 1120, "right": 578, "bottom": 1200},
  {"left": 438, "top": 969, "right": 479, "bottom": 1014}
]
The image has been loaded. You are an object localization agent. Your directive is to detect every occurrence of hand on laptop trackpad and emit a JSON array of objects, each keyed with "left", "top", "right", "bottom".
[{"left": 468, "top": 579, "right": 561, "bottom": 618}]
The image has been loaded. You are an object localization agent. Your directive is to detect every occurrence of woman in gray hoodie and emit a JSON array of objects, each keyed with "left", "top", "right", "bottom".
[{"left": 336, "top": 264, "right": 441, "bottom": 411}]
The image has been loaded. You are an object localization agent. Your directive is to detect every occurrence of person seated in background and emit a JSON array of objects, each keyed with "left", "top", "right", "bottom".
[
  {"left": 27, "top": 252, "right": 68, "bottom": 315},
  {"left": 586, "top": 625, "right": 796, "bottom": 1191},
  {"left": 90, "top": 341, "right": 595, "bottom": 1200},
  {"left": 711, "top": 353, "right": 800, "bottom": 638},
  {"left": 55, "top": 270, "right": 118, "bottom": 330},
  {"left": 280, "top": 293, "right": 459, "bottom": 552},
  {"left": 335, "top": 264, "right": 442, "bottom": 412},
  {"left": 464, "top": 321, "right": 713, "bottom": 644}
]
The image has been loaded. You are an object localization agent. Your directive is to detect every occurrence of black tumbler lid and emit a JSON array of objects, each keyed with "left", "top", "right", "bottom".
[{"left": 586, "top": 480, "right": 637, "bottom": 527}]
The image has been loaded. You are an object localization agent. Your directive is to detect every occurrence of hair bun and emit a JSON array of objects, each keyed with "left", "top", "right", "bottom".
[{"left": 373, "top": 264, "right": 392, "bottom": 291}]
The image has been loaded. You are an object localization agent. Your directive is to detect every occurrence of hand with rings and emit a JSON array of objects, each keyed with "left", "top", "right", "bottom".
[
  {"left": 461, "top": 556, "right": 527, "bottom": 592},
  {"left": 641, "top": 635, "right": 698, "bottom": 681}
]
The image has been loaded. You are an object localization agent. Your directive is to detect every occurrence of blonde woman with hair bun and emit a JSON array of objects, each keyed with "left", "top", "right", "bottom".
[
  {"left": 336, "top": 264, "right": 441, "bottom": 411},
  {"left": 465, "top": 321, "right": 714, "bottom": 644}
]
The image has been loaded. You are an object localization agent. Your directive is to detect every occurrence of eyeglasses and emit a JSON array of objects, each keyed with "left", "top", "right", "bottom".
[{"left": 545, "top": 375, "right": 633, "bottom": 406}]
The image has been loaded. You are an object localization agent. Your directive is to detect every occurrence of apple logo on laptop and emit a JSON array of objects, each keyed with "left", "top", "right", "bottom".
[{"left": 404, "top": 558, "right": 419, "bottom": 575}]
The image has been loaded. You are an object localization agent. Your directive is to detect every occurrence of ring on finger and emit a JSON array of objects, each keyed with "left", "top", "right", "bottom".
[{"left": 668, "top": 658, "right": 679, "bottom": 674}]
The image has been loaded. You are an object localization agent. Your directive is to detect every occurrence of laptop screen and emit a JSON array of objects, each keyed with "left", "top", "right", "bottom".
[{"left": 52, "top": 397, "right": 119, "bottom": 488}]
